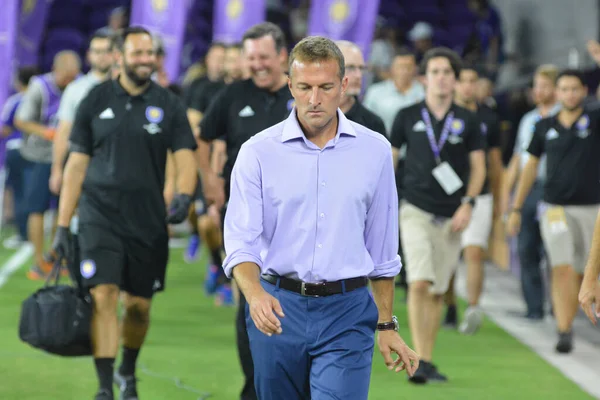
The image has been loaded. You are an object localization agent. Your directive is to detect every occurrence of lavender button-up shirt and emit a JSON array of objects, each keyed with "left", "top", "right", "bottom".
[{"left": 222, "top": 109, "right": 401, "bottom": 283}]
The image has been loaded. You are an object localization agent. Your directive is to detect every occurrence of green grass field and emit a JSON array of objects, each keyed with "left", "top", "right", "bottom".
[{"left": 0, "top": 245, "right": 594, "bottom": 400}]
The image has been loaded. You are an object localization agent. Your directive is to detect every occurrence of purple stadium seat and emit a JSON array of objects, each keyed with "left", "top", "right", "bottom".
[
  {"left": 47, "top": 0, "right": 85, "bottom": 30},
  {"left": 444, "top": 4, "right": 477, "bottom": 24},
  {"left": 88, "top": 9, "right": 113, "bottom": 33},
  {"left": 406, "top": 7, "right": 444, "bottom": 26}
]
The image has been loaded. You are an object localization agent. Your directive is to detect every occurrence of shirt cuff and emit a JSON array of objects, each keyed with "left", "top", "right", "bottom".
[
  {"left": 368, "top": 255, "right": 402, "bottom": 279},
  {"left": 222, "top": 252, "right": 263, "bottom": 278}
]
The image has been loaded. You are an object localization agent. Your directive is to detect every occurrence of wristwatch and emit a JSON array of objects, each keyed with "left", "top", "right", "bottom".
[
  {"left": 377, "top": 315, "right": 399, "bottom": 332},
  {"left": 462, "top": 196, "right": 476, "bottom": 207}
]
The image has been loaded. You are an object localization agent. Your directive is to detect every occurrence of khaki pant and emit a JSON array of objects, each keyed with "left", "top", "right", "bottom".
[
  {"left": 399, "top": 201, "right": 462, "bottom": 294},
  {"left": 461, "top": 193, "right": 493, "bottom": 249},
  {"left": 539, "top": 203, "right": 600, "bottom": 273}
]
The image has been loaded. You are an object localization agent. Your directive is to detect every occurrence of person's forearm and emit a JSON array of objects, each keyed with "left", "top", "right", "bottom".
[
  {"left": 14, "top": 119, "right": 51, "bottom": 139},
  {"left": 370, "top": 278, "right": 394, "bottom": 323},
  {"left": 57, "top": 160, "right": 87, "bottom": 227},
  {"left": 174, "top": 150, "right": 197, "bottom": 196},
  {"left": 512, "top": 159, "right": 538, "bottom": 210},
  {"left": 503, "top": 154, "right": 520, "bottom": 196},
  {"left": 232, "top": 262, "right": 264, "bottom": 301},
  {"left": 466, "top": 153, "right": 486, "bottom": 198},
  {"left": 195, "top": 139, "right": 213, "bottom": 179},
  {"left": 489, "top": 149, "right": 503, "bottom": 201},
  {"left": 51, "top": 121, "right": 71, "bottom": 174},
  {"left": 584, "top": 212, "right": 600, "bottom": 280}
]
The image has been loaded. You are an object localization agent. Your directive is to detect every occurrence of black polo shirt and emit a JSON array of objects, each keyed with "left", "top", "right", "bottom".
[
  {"left": 344, "top": 98, "right": 386, "bottom": 136},
  {"left": 527, "top": 107, "right": 600, "bottom": 205},
  {"left": 477, "top": 104, "right": 502, "bottom": 195},
  {"left": 188, "top": 79, "right": 226, "bottom": 113},
  {"left": 69, "top": 79, "right": 197, "bottom": 238},
  {"left": 390, "top": 101, "right": 485, "bottom": 217},
  {"left": 200, "top": 78, "right": 293, "bottom": 191}
]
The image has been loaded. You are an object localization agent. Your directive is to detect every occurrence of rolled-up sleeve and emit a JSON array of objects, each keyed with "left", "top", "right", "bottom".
[
  {"left": 222, "top": 142, "right": 264, "bottom": 278},
  {"left": 365, "top": 147, "right": 401, "bottom": 279}
]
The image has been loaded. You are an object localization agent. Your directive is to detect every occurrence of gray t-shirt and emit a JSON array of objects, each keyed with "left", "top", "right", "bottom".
[
  {"left": 57, "top": 72, "right": 103, "bottom": 123},
  {"left": 363, "top": 79, "right": 425, "bottom": 136},
  {"left": 16, "top": 73, "right": 63, "bottom": 163}
]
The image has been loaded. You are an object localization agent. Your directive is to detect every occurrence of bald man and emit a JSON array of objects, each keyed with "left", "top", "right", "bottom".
[
  {"left": 15, "top": 50, "right": 81, "bottom": 280},
  {"left": 335, "top": 40, "right": 386, "bottom": 135}
]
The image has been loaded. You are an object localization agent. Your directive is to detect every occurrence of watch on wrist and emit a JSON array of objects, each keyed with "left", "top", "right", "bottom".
[
  {"left": 377, "top": 315, "right": 399, "bottom": 331},
  {"left": 462, "top": 196, "right": 476, "bottom": 207}
]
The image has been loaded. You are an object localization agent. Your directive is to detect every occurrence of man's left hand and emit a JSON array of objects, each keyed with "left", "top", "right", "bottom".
[
  {"left": 377, "top": 330, "right": 419, "bottom": 376},
  {"left": 167, "top": 193, "right": 192, "bottom": 224}
]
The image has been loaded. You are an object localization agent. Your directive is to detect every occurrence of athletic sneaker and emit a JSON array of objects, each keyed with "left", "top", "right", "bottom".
[
  {"left": 556, "top": 331, "right": 573, "bottom": 354},
  {"left": 458, "top": 306, "right": 484, "bottom": 335},
  {"left": 114, "top": 371, "right": 139, "bottom": 400},
  {"left": 94, "top": 389, "right": 114, "bottom": 400},
  {"left": 3, "top": 234, "right": 25, "bottom": 249},
  {"left": 215, "top": 284, "right": 234, "bottom": 307},
  {"left": 26, "top": 264, "right": 50, "bottom": 281},
  {"left": 204, "top": 264, "right": 220, "bottom": 295},
  {"left": 184, "top": 234, "right": 201, "bottom": 263}
]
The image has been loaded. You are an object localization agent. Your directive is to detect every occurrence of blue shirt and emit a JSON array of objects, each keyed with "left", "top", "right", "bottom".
[{"left": 222, "top": 109, "right": 401, "bottom": 283}]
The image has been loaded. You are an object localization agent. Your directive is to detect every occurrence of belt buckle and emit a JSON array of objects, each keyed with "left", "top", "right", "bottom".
[{"left": 300, "top": 282, "right": 322, "bottom": 297}]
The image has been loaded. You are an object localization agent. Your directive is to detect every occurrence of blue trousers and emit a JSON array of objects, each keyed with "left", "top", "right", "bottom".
[
  {"left": 246, "top": 278, "right": 378, "bottom": 400},
  {"left": 5, "top": 149, "right": 32, "bottom": 240},
  {"left": 518, "top": 182, "right": 546, "bottom": 317}
]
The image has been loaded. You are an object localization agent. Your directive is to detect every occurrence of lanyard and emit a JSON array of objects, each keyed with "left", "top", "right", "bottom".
[{"left": 421, "top": 108, "right": 454, "bottom": 164}]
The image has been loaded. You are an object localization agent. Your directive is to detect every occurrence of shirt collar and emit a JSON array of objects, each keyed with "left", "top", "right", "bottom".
[
  {"left": 281, "top": 107, "right": 357, "bottom": 143},
  {"left": 112, "top": 78, "right": 155, "bottom": 100}
]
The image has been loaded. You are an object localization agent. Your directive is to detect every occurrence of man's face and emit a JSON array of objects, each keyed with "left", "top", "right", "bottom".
[
  {"left": 88, "top": 38, "right": 113, "bottom": 75},
  {"left": 119, "top": 33, "right": 156, "bottom": 86},
  {"left": 532, "top": 75, "right": 555, "bottom": 106},
  {"left": 339, "top": 45, "right": 365, "bottom": 97},
  {"left": 424, "top": 56, "right": 456, "bottom": 98},
  {"left": 556, "top": 76, "right": 587, "bottom": 111},
  {"left": 205, "top": 45, "right": 225, "bottom": 79},
  {"left": 224, "top": 47, "right": 242, "bottom": 80},
  {"left": 243, "top": 35, "right": 285, "bottom": 90},
  {"left": 288, "top": 58, "right": 348, "bottom": 133},
  {"left": 54, "top": 61, "right": 80, "bottom": 90},
  {"left": 456, "top": 69, "right": 479, "bottom": 103},
  {"left": 391, "top": 55, "right": 416, "bottom": 86}
]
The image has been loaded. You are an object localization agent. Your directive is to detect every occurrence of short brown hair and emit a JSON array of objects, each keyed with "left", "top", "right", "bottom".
[
  {"left": 419, "top": 47, "right": 462, "bottom": 78},
  {"left": 242, "top": 22, "right": 286, "bottom": 53},
  {"left": 288, "top": 36, "right": 345, "bottom": 80},
  {"left": 535, "top": 64, "right": 559, "bottom": 84}
]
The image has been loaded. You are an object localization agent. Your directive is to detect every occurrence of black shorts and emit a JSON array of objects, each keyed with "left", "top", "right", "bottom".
[
  {"left": 77, "top": 224, "right": 169, "bottom": 299},
  {"left": 194, "top": 175, "right": 207, "bottom": 216}
]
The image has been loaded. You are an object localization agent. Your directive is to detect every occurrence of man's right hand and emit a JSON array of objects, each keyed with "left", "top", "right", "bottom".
[
  {"left": 204, "top": 173, "right": 225, "bottom": 210},
  {"left": 51, "top": 226, "right": 72, "bottom": 263},
  {"left": 247, "top": 288, "right": 285, "bottom": 337},
  {"left": 579, "top": 275, "right": 600, "bottom": 325}
]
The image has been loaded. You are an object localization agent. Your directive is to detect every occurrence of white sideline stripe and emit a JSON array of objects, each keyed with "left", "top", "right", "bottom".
[{"left": 0, "top": 244, "right": 34, "bottom": 288}]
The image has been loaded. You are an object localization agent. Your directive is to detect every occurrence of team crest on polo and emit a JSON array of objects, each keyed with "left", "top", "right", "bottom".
[
  {"left": 287, "top": 99, "right": 295, "bottom": 111},
  {"left": 146, "top": 106, "right": 164, "bottom": 123},
  {"left": 451, "top": 119, "right": 464, "bottom": 135},
  {"left": 80, "top": 259, "right": 96, "bottom": 279},
  {"left": 577, "top": 114, "right": 590, "bottom": 138},
  {"left": 480, "top": 122, "right": 488, "bottom": 135}
]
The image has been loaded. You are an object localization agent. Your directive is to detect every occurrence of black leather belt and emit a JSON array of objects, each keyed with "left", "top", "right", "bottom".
[{"left": 261, "top": 274, "right": 368, "bottom": 297}]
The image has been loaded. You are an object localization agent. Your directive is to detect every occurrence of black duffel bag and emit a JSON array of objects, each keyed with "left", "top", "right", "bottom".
[{"left": 18, "top": 236, "right": 93, "bottom": 357}]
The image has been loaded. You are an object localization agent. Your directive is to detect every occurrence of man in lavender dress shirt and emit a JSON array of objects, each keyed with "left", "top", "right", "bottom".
[{"left": 222, "top": 36, "right": 419, "bottom": 399}]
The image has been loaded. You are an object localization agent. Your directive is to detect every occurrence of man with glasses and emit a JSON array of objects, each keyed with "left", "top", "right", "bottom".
[{"left": 335, "top": 41, "right": 386, "bottom": 136}]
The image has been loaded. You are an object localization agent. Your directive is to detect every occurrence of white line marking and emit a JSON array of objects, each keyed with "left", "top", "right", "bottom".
[{"left": 0, "top": 243, "right": 34, "bottom": 288}]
